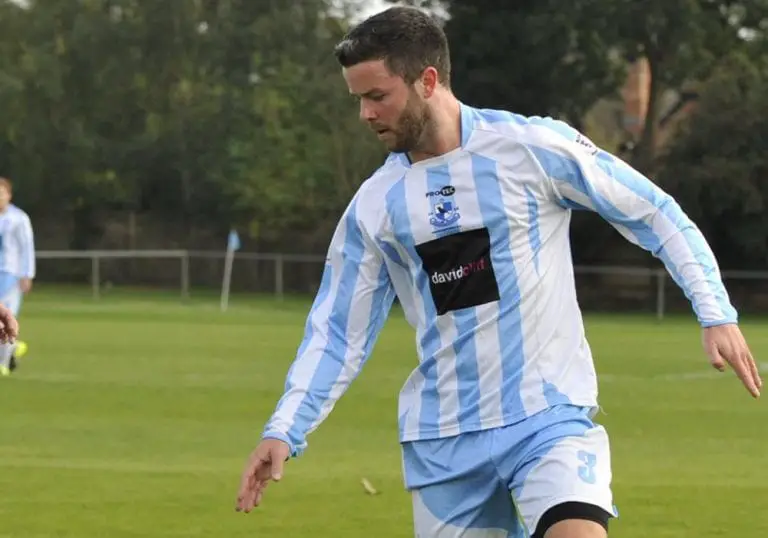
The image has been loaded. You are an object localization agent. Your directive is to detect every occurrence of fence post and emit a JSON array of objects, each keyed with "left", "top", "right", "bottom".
[
  {"left": 655, "top": 270, "right": 666, "bottom": 321},
  {"left": 180, "top": 251, "right": 190, "bottom": 301},
  {"left": 91, "top": 254, "right": 100, "bottom": 300},
  {"left": 275, "top": 254, "right": 284, "bottom": 301}
]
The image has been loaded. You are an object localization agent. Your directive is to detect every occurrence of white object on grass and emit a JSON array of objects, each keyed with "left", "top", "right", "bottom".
[{"left": 361, "top": 477, "right": 378, "bottom": 495}]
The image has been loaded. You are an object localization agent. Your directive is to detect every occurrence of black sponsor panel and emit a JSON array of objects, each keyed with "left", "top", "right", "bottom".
[{"left": 415, "top": 227, "right": 500, "bottom": 315}]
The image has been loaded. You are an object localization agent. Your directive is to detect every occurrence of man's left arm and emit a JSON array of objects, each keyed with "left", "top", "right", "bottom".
[{"left": 526, "top": 118, "right": 761, "bottom": 397}]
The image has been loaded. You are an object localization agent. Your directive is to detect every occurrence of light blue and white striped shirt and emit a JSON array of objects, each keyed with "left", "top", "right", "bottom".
[
  {"left": 0, "top": 204, "right": 35, "bottom": 279},
  {"left": 263, "top": 103, "right": 736, "bottom": 456}
]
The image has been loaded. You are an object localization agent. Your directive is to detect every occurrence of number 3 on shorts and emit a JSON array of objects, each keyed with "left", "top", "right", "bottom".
[{"left": 577, "top": 450, "right": 597, "bottom": 484}]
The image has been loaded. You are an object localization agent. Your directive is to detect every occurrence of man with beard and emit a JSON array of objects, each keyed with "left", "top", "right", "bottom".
[{"left": 235, "top": 6, "right": 761, "bottom": 538}]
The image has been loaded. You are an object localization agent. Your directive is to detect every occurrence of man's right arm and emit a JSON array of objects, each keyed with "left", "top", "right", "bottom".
[
  {"left": 17, "top": 213, "right": 35, "bottom": 285},
  {"left": 261, "top": 196, "right": 395, "bottom": 457}
]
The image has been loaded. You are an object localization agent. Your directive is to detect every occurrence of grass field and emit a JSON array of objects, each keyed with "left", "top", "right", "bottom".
[{"left": 0, "top": 287, "right": 766, "bottom": 537}]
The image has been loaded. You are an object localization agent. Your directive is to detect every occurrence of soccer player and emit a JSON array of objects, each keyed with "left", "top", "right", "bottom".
[
  {"left": 0, "top": 178, "right": 34, "bottom": 376},
  {"left": 236, "top": 7, "right": 761, "bottom": 538}
]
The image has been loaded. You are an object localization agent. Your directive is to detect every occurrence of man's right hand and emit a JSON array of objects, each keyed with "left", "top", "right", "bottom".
[
  {"left": 0, "top": 303, "right": 18, "bottom": 343},
  {"left": 19, "top": 278, "right": 32, "bottom": 294},
  {"left": 235, "top": 438, "right": 291, "bottom": 513}
]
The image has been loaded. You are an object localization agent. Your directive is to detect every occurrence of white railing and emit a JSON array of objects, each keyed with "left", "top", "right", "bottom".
[
  {"left": 35, "top": 249, "right": 767, "bottom": 319},
  {"left": 38, "top": 249, "right": 192, "bottom": 301},
  {"left": 35, "top": 249, "right": 325, "bottom": 301}
]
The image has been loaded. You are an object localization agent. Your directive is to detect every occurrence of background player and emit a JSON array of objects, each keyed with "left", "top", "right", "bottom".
[{"left": 0, "top": 177, "right": 34, "bottom": 376}]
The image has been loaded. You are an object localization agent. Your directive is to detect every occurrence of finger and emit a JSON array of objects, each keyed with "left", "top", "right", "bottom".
[
  {"left": 237, "top": 463, "right": 256, "bottom": 498},
  {"left": 745, "top": 351, "right": 763, "bottom": 389},
  {"left": 270, "top": 450, "right": 284, "bottom": 481},
  {"left": 236, "top": 463, "right": 260, "bottom": 512},
  {"left": 730, "top": 354, "right": 760, "bottom": 398},
  {"left": 253, "top": 480, "right": 269, "bottom": 507},
  {"left": 241, "top": 484, "right": 258, "bottom": 513},
  {"left": 747, "top": 351, "right": 762, "bottom": 390},
  {"left": 235, "top": 481, "right": 251, "bottom": 511},
  {"left": 708, "top": 345, "right": 727, "bottom": 372},
  {"left": 243, "top": 480, "right": 269, "bottom": 512},
  {"left": 239, "top": 480, "right": 261, "bottom": 513},
  {"left": 744, "top": 353, "right": 762, "bottom": 396}
]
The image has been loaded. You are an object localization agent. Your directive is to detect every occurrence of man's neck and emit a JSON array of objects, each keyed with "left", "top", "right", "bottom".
[{"left": 408, "top": 93, "right": 462, "bottom": 164}]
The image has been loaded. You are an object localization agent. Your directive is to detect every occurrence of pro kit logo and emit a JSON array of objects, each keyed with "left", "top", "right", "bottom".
[{"left": 426, "top": 185, "right": 460, "bottom": 229}]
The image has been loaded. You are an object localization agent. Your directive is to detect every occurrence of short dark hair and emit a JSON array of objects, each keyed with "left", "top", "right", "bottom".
[{"left": 333, "top": 6, "right": 451, "bottom": 87}]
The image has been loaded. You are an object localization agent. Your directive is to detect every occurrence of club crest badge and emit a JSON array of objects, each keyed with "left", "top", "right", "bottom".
[{"left": 427, "top": 185, "right": 460, "bottom": 228}]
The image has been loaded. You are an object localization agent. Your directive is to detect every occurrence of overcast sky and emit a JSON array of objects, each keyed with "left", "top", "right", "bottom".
[{"left": 358, "top": 0, "right": 390, "bottom": 18}]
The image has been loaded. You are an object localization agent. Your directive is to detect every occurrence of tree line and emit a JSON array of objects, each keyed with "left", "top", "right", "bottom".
[{"left": 0, "top": 0, "right": 766, "bottom": 268}]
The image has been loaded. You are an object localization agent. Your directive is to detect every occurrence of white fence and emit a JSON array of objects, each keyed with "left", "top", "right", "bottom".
[
  {"left": 35, "top": 249, "right": 324, "bottom": 301},
  {"left": 35, "top": 249, "right": 768, "bottom": 319}
]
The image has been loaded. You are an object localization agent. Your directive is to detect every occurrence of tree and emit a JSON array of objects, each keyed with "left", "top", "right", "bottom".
[
  {"left": 606, "top": 0, "right": 768, "bottom": 173},
  {"left": 656, "top": 51, "right": 768, "bottom": 269},
  {"left": 393, "top": 1, "right": 768, "bottom": 175},
  {"left": 219, "top": 2, "right": 386, "bottom": 248},
  {"left": 389, "top": 0, "right": 625, "bottom": 131},
  {"left": 0, "top": 0, "right": 382, "bottom": 250}
]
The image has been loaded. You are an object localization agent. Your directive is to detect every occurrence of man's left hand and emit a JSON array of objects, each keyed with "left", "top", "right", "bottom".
[
  {"left": 19, "top": 278, "right": 32, "bottom": 293},
  {"left": 703, "top": 323, "right": 762, "bottom": 398}
]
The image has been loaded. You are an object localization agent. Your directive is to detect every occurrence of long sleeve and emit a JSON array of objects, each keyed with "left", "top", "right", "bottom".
[
  {"left": 261, "top": 196, "right": 396, "bottom": 457},
  {"left": 526, "top": 118, "right": 737, "bottom": 327},
  {"left": 16, "top": 213, "right": 35, "bottom": 279}
]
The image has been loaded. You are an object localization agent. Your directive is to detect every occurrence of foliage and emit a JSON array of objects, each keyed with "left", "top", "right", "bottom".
[
  {"left": 391, "top": 0, "right": 625, "bottom": 129},
  {"left": 0, "top": 0, "right": 764, "bottom": 267},
  {"left": 657, "top": 51, "right": 768, "bottom": 268},
  {"left": 601, "top": 0, "right": 768, "bottom": 171},
  {"left": 0, "top": 0, "right": 383, "bottom": 248}
]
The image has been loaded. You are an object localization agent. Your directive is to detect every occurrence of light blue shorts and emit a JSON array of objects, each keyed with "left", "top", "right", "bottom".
[
  {"left": 401, "top": 405, "right": 618, "bottom": 537},
  {"left": 0, "top": 271, "right": 21, "bottom": 316}
]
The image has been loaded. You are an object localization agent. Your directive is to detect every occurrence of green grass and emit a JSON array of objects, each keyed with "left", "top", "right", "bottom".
[{"left": 0, "top": 286, "right": 766, "bottom": 537}]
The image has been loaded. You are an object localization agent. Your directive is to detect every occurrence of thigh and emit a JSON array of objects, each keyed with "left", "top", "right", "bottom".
[
  {"left": 402, "top": 433, "right": 524, "bottom": 538},
  {"left": 1, "top": 284, "right": 21, "bottom": 316},
  {"left": 510, "top": 418, "right": 617, "bottom": 536},
  {"left": 412, "top": 479, "right": 523, "bottom": 538},
  {"left": 0, "top": 274, "right": 20, "bottom": 316}
]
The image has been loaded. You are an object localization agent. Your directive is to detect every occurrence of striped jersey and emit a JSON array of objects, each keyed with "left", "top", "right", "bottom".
[
  {"left": 262, "top": 103, "right": 736, "bottom": 456},
  {"left": 0, "top": 204, "right": 35, "bottom": 279}
]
